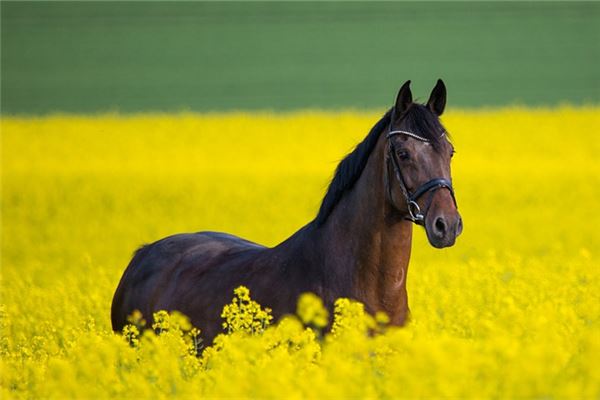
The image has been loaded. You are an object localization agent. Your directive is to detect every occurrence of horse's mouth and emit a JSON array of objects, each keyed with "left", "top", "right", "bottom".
[{"left": 427, "top": 234, "right": 457, "bottom": 249}]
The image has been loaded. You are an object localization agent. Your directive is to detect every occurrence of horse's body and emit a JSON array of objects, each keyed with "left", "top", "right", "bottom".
[{"left": 111, "top": 80, "right": 462, "bottom": 344}]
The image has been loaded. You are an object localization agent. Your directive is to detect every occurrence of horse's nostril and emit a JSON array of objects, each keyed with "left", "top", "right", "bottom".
[
  {"left": 434, "top": 217, "right": 447, "bottom": 235},
  {"left": 457, "top": 217, "right": 463, "bottom": 236}
]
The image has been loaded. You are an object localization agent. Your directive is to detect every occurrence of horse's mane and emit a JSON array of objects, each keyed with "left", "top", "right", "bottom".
[
  {"left": 402, "top": 104, "right": 447, "bottom": 150},
  {"left": 314, "top": 109, "right": 391, "bottom": 226},
  {"left": 314, "top": 104, "right": 446, "bottom": 226}
]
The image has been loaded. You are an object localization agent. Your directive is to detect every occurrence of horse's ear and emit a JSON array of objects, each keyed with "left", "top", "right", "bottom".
[
  {"left": 394, "top": 80, "right": 412, "bottom": 116},
  {"left": 427, "top": 79, "right": 447, "bottom": 116}
]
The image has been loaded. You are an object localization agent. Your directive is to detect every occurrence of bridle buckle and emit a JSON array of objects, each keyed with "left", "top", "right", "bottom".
[{"left": 408, "top": 200, "right": 424, "bottom": 222}]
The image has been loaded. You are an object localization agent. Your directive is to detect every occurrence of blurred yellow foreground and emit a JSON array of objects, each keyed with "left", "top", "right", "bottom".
[{"left": 1, "top": 108, "right": 599, "bottom": 398}]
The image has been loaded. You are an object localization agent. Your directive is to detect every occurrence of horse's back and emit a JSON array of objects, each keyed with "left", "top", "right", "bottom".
[{"left": 111, "top": 231, "right": 266, "bottom": 332}]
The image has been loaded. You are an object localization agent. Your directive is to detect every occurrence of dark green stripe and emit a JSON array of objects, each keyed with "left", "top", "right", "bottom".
[{"left": 2, "top": 1, "right": 598, "bottom": 114}]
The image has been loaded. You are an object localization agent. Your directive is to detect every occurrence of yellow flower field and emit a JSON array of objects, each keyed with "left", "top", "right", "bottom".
[{"left": 1, "top": 108, "right": 599, "bottom": 398}]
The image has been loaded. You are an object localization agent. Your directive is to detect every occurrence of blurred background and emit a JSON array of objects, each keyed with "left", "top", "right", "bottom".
[
  {"left": 2, "top": 1, "right": 599, "bottom": 114},
  {"left": 2, "top": 4, "right": 599, "bottom": 397}
]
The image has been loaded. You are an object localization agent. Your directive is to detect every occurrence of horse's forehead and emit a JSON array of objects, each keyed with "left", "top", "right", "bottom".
[
  {"left": 411, "top": 141, "right": 452, "bottom": 177},
  {"left": 398, "top": 135, "right": 450, "bottom": 155}
]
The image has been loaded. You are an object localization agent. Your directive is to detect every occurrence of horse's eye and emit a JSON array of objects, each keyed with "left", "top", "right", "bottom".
[{"left": 396, "top": 150, "right": 410, "bottom": 161}]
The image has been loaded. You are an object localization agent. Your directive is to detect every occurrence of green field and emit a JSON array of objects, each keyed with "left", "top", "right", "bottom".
[{"left": 2, "top": 1, "right": 599, "bottom": 114}]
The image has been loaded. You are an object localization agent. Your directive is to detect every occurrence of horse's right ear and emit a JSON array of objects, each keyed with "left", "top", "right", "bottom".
[
  {"left": 427, "top": 79, "right": 446, "bottom": 116},
  {"left": 394, "top": 80, "right": 413, "bottom": 116}
]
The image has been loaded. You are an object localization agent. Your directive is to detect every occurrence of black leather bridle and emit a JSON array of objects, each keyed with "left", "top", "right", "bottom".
[{"left": 386, "top": 127, "right": 457, "bottom": 225}]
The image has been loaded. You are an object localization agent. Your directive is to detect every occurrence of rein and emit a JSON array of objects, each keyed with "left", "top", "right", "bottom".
[{"left": 386, "top": 129, "right": 456, "bottom": 225}]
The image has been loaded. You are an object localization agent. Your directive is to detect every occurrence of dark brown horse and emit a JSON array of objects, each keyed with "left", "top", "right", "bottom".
[{"left": 111, "top": 80, "right": 462, "bottom": 343}]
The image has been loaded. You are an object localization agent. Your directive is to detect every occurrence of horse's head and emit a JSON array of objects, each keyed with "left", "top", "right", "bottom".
[{"left": 386, "top": 79, "right": 462, "bottom": 248}]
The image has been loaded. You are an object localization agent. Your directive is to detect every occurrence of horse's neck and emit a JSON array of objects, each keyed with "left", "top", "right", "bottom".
[{"left": 317, "top": 134, "right": 413, "bottom": 324}]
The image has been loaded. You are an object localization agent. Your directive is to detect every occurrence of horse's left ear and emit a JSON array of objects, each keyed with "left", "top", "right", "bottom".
[
  {"left": 427, "top": 79, "right": 447, "bottom": 116},
  {"left": 394, "top": 80, "right": 413, "bottom": 117}
]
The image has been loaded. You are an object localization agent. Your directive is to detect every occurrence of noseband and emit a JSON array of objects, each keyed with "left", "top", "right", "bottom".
[{"left": 387, "top": 128, "right": 457, "bottom": 224}]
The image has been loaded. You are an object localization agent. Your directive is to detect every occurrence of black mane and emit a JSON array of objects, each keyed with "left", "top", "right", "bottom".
[
  {"left": 400, "top": 104, "right": 447, "bottom": 150},
  {"left": 314, "top": 109, "right": 392, "bottom": 226},
  {"left": 314, "top": 104, "right": 447, "bottom": 226}
]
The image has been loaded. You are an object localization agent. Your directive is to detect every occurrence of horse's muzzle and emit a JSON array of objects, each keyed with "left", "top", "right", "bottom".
[{"left": 425, "top": 200, "right": 462, "bottom": 248}]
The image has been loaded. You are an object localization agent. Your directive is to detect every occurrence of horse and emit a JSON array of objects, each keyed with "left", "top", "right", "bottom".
[{"left": 111, "top": 79, "right": 462, "bottom": 344}]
